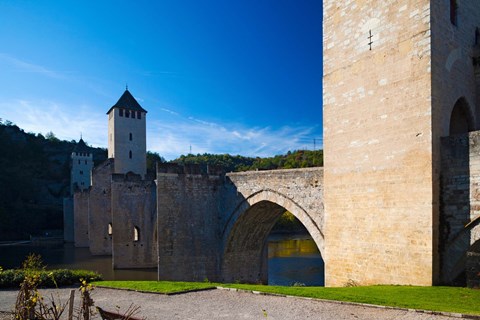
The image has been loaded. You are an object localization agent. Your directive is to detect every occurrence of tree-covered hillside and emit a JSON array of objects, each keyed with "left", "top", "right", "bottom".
[
  {"left": 173, "top": 149, "right": 323, "bottom": 172},
  {"left": 0, "top": 121, "right": 107, "bottom": 240}
]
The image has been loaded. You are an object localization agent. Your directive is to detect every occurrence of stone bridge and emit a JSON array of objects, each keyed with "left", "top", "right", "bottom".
[{"left": 155, "top": 165, "right": 324, "bottom": 284}]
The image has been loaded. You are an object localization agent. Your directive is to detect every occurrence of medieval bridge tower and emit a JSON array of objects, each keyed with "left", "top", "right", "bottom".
[
  {"left": 323, "top": 0, "right": 480, "bottom": 286},
  {"left": 107, "top": 88, "right": 148, "bottom": 177}
]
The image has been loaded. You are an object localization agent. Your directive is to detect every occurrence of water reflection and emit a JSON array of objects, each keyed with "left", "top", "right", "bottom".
[
  {"left": 0, "top": 243, "right": 157, "bottom": 281},
  {"left": 0, "top": 236, "right": 324, "bottom": 285},
  {"left": 268, "top": 234, "right": 324, "bottom": 286}
]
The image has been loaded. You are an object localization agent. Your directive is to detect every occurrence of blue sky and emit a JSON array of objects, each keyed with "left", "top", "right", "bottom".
[{"left": 0, "top": 1, "right": 323, "bottom": 160}]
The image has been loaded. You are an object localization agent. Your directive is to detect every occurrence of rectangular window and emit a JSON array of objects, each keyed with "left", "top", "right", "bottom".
[
  {"left": 78, "top": 160, "right": 80, "bottom": 165},
  {"left": 125, "top": 110, "right": 130, "bottom": 118},
  {"left": 85, "top": 160, "right": 87, "bottom": 165},
  {"left": 119, "top": 109, "right": 124, "bottom": 117},
  {"left": 137, "top": 111, "right": 141, "bottom": 119},
  {"left": 80, "top": 170, "right": 83, "bottom": 175}
]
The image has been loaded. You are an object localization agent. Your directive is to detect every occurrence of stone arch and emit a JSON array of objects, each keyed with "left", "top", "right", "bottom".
[
  {"left": 221, "top": 189, "right": 324, "bottom": 284},
  {"left": 449, "top": 97, "right": 475, "bottom": 135}
]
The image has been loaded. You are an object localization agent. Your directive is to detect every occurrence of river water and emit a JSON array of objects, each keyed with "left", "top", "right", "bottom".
[{"left": 0, "top": 235, "right": 324, "bottom": 286}]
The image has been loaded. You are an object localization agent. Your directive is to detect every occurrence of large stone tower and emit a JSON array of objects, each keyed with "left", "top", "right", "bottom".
[
  {"left": 323, "top": 1, "right": 480, "bottom": 286},
  {"left": 107, "top": 89, "right": 147, "bottom": 177},
  {"left": 70, "top": 138, "right": 93, "bottom": 194}
]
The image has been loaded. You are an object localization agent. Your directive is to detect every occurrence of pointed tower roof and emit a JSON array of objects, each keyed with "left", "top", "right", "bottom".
[
  {"left": 73, "top": 138, "right": 91, "bottom": 153},
  {"left": 106, "top": 89, "right": 147, "bottom": 115}
]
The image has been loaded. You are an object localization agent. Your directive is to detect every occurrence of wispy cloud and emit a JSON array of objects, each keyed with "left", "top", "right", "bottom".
[
  {"left": 160, "top": 108, "right": 180, "bottom": 116},
  {"left": 0, "top": 53, "right": 65, "bottom": 79},
  {"left": 0, "top": 99, "right": 321, "bottom": 160},
  {"left": 0, "top": 100, "right": 107, "bottom": 147},
  {"left": 148, "top": 108, "right": 321, "bottom": 160}
]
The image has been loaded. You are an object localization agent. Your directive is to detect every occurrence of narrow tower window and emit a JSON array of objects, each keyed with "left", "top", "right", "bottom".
[
  {"left": 450, "top": 0, "right": 457, "bottom": 25},
  {"left": 125, "top": 110, "right": 130, "bottom": 118},
  {"left": 475, "top": 28, "right": 479, "bottom": 45},
  {"left": 129, "top": 150, "right": 132, "bottom": 159},
  {"left": 119, "top": 109, "right": 124, "bottom": 117},
  {"left": 134, "top": 226, "right": 139, "bottom": 241},
  {"left": 137, "top": 111, "right": 141, "bottom": 119},
  {"left": 108, "top": 223, "right": 112, "bottom": 236},
  {"left": 129, "top": 133, "right": 132, "bottom": 141}
]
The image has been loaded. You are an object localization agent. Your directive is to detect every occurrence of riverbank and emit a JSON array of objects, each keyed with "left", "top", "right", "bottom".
[{"left": 0, "top": 286, "right": 468, "bottom": 320}]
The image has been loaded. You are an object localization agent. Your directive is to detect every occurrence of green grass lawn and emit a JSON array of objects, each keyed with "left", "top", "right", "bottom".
[
  {"left": 222, "top": 284, "right": 480, "bottom": 315},
  {"left": 93, "top": 281, "right": 480, "bottom": 316}
]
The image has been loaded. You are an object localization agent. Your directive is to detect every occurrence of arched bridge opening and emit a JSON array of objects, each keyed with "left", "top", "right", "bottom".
[{"left": 221, "top": 190, "right": 325, "bottom": 285}]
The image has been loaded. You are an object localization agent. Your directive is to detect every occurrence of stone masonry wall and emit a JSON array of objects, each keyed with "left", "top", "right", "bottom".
[
  {"left": 156, "top": 164, "right": 224, "bottom": 282},
  {"left": 88, "top": 159, "right": 114, "bottom": 255},
  {"left": 323, "top": 0, "right": 434, "bottom": 286},
  {"left": 73, "top": 190, "right": 89, "bottom": 247},
  {"left": 111, "top": 174, "right": 157, "bottom": 268}
]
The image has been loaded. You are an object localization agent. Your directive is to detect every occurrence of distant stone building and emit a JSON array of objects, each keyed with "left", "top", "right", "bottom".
[
  {"left": 70, "top": 138, "right": 93, "bottom": 193},
  {"left": 63, "top": 138, "right": 93, "bottom": 242}
]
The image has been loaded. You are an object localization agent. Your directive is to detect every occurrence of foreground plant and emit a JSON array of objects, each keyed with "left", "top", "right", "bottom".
[
  {"left": 14, "top": 273, "right": 70, "bottom": 320},
  {"left": 14, "top": 273, "right": 40, "bottom": 319},
  {"left": 77, "top": 279, "right": 95, "bottom": 320}
]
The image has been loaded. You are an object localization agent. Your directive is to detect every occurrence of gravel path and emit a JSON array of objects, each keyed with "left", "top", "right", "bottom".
[{"left": 0, "top": 287, "right": 467, "bottom": 320}]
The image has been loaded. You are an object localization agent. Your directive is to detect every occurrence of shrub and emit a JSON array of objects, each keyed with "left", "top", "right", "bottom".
[
  {"left": 0, "top": 269, "right": 25, "bottom": 287},
  {"left": 0, "top": 269, "right": 102, "bottom": 288}
]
